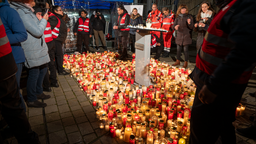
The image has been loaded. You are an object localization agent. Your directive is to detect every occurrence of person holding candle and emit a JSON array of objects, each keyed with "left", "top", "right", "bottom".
[
  {"left": 189, "top": 0, "right": 256, "bottom": 143},
  {"left": 113, "top": 5, "right": 130, "bottom": 61},
  {"left": 194, "top": 2, "right": 215, "bottom": 52},
  {"left": 172, "top": 4, "right": 193, "bottom": 68}
]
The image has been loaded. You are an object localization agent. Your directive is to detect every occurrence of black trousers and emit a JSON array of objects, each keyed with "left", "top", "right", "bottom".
[
  {"left": 154, "top": 45, "right": 163, "bottom": 60},
  {"left": 177, "top": 45, "right": 189, "bottom": 61},
  {"left": 189, "top": 67, "right": 247, "bottom": 144},
  {"left": 43, "top": 41, "right": 57, "bottom": 87},
  {"left": 54, "top": 40, "right": 64, "bottom": 73},
  {"left": 130, "top": 34, "right": 135, "bottom": 53},
  {"left": 0, "top": 75, "right": 39, "bottom": 144},
  {"left": 118, "top": 35, "right": 128, "bottom": 58},
  {"left": 76, "top": 33, "right": 89, "bottom": 53}
]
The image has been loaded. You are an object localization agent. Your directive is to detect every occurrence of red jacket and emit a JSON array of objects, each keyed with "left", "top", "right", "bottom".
[
  {"left": 44, "top": 22, "right": 53, "bottom": 43},
  {"left": 148, "top": 9, "right": 162, "bottom": 28}
]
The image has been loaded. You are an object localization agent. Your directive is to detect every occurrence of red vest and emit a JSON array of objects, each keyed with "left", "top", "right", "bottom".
[
  {"left": 162, "top": 14, "right": 174, "bottom": 33},
  {"left": 148, "top": 9, "right": 162, "bottom": 28},
  {"left": 49, "top": 13, "right": 61, "bottom": 39},
  {"left": 151, "top": 34, "right": 157, "bottom": 48},
  {"left": 196, "top": 0, "right": 253, "bottom": 84},
  {"left": 44, "top": 22, "right": 53, "bottom": 43},
  {"left": 118, "top": 13, "right": 130, "bottom": 32},
  {"left": 78, "top": 17, "right": 90, "bottom": 32}
]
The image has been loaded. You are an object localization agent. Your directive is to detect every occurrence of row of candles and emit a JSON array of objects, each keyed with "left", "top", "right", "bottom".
[{"left": 63, "top": 52, "right": 194, "bottom": 144}]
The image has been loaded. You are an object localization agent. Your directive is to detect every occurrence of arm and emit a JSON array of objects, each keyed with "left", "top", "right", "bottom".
[
  {"left": 206, "top": 0, "right": 256, "bottom": 94},
  {"left": 7, "top": 9, "right": 27, "bottom": 44},
  {"left": 100, "top": 14, "right": 106, "bottom": 24},
  {"left": 48, "top": 16, "right": 58, "bottom": 30},
  {"left": 118, "top": 14, "right": 130, "bottom": 29},
  {"left": 89, "top": 18, "right": 93, "bottom": 35},
  {"left": 73, "top": 19, "right": 79, "bottom": 33},
  {"left": 187, "top": 15, "right": 194, "bottom": 30},
  {"left": 18, "top": 10, "right": 47, "bottom": 38},
  {"left": 172, "top": 18, "right": 178, "bottom": 30}
]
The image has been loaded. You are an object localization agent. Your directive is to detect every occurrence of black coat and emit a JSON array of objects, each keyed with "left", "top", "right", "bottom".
[
  {"left": 90, "top": 13, "right": 106, "bottom": 32},
  {"left": 172, "top": 14, "right": 194, "bottom": 46},
  {"left": 48, "top": 12, "right": 67, "bottom": 43},
  {"left": 117, "top": 10, "right": 130, "bottom": 37}
]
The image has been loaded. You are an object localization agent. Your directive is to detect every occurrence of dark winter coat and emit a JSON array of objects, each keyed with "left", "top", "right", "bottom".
[
  {"left": 90, "top": 13, "right": 106, "bottom": 32},
  {"left": 117, "top": 9, "right": 130, "bottom": 37},
  {"left": 129, "top": 13, "right": 143, "bottom": 35},
  {"left": 194, "top": 18, "right": 213, "bottom": 50},
  {"left": 172, "top": 14, "right": 194, "bottom": 46},
  {"left": 48, "top": 12, "right": 67, "bottom": 43}
]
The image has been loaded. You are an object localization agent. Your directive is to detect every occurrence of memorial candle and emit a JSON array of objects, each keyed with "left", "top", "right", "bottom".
[{"left": 124, "top": 126, "right": 132, "bottom": 142}]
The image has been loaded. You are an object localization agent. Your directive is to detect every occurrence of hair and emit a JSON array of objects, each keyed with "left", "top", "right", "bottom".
[
  {"left": 152, "top": 3, "right": 157, "bottom": 7},
  {"left": 117, "top": 5, "right": 125, "bottom": 11},
  {"left": 52, "top": 5, "right": 60, "bottom": 13},
  {"left": 176, "top": 4, "right": 188, "bottom": 17},
  {"left": 8, "top": 0, "right": 33, "bottom": 4},
  {"left": 196, "top": 1, "right": 215, "bottom": 22},
  {"left": 132, "top": 8, "right": 137, "bottom": 12},
  {"left": 80, "top": 10, "right": 88, "bottom": 16},
  {"left": 162, "top": 7, "right": 169, "bottom": 12}
]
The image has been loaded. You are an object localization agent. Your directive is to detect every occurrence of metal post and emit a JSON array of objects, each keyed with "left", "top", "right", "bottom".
[
  {"left": 134, "top": 0, "right": 138, "bottom": 5},
  {"left": 147, "top": 0, "right": 152, "bottom": 14}
]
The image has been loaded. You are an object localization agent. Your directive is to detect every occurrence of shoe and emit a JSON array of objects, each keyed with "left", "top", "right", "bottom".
[
  {"left": 249, "top": 92, "right": 256, "bottom": 97},
  {"left": 183, "top": 61, "right": 188, "bottom": 68},
  {"left": 236, "top": 126, "right": 256, "bottom": 139},
  {"left": 43, "top": 87, "right": 52, "bottom": 92},
  {"left": 172, "top": 60, "right": 180, "bottom": 66},
  {"left": 27, "top": 100, "right": 47, "bottom": 108},
  {"left": 58, "top": 71, "right": 69, "bottom": 75},
  {"left": 103, "top": 46, "right": 107, "bottom": 50},
  {"left": 37, "top": 93, "right": 51, "bottom": 100},
  {"left": 50, "top": 82, "right": 59, "bottom": 87},
  {"left": 162, "top": 51, "right": 169, "bottom": 58},
  {"left": 95, "top": 47, "right": 100, "bottom": 51}
]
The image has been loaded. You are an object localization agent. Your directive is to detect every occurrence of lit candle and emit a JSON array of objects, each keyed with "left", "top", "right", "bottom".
[
  {"left": 105, "top": 124, "right": 109, "bottom": 131},
  {"left": 160, "top": 129, "right": 165, "bottom": 138},
  {"left": 124, "top": 125, "right": 132, "bottom": 142},
  {"left": 116, "top": 129, "right": 121, "bottom": 137},
  {"left": 147, "top": 131, "right": 154, "bottom": 144},
  {"left": 100, "top": 123, "right": 104, "bottom": 129}
]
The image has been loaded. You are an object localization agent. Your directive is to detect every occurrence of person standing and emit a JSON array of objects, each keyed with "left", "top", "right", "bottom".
[
  {"left": 73, "top": 10, "right": 92, "bottom": 53},
  {"left": 0, "top": 17, "right": 40, "bottom": 144},
  {"left": 161, "top": 7, "right": 175, "bottom": 58},
  {"left": 147, "top": 4, "right": 162, "bottom": 38},
  {"left": 189, "top": 0, "right": 256, "bottom": 143},
  {"left": 113, "top": 5, "right": 130, "bottom": 61},
  {"left": 90, "top": 10, "right": 107, "bottom": 51},
  {"left": 48, "top": 6, "right": 68, "bottom": 76},
  {"left": 172, "top": 4, "right": 193, "bottom": 68},
  {"left": 129, "top": 8, "right": 143, "bottom": 53},
  {"left": 10, "top": 0, "right": 51, "bottom": 108},
  {"left": 33, "top": 5, "right": 57, "bottom": 92},
  {"left": 194, "top": 2, "right": 214, "bottom": 52},
  {"left": 0, "top": 0, "right": 27, "bottom": 111}
]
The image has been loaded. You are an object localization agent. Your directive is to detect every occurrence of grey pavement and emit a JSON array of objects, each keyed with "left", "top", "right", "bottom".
[{"left": 5, "top": 46, "right": 256, "bottom": 144}]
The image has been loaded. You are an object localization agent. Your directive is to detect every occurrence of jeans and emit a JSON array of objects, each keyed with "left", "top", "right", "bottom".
[
  {"left": 0, "top": 75, "right": 39, "bottom": 144},
  {"left": 16, "top": 63, "right": 26, "bottom": 112},
  {"left": 27, "top": 66, "right": 47, "bottom": 102},
  {"left": 177, "top": 45, "right": 189, "bottom": 61},
  {"left": 118, "top": 36, "right": 128, "bottom": 58}
]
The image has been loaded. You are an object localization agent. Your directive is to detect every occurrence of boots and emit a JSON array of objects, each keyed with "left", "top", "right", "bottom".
[
  {"left": 183, "top": 61, "right": 188, "bottom": 68},
  {"left": 172, "top": 60, "right": 180, "bottom": 66}
]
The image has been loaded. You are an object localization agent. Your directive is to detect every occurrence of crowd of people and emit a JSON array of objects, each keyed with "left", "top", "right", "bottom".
[{"left": 0, "top": 0, "right": 256, "bottom": 143}]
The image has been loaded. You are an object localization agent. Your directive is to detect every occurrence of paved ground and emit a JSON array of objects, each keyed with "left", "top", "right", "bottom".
[{"left": 6, "top": 45, "right": 256, "bottom": 144}]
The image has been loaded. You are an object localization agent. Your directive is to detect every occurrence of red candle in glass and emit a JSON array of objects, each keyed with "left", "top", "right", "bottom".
[
  {"left": 168, "top": 112, "right": 174, "bottom": 119},
  {"left": 110, "top": 129, "right": 116, "bottom": 138},
  {"left": 103, "top": 104, "right": 108, "bottom": 112},
  {"left": 123, "top": 117, "right": 127, "bottom": 126},
  {"left": 166, "top": 106, "right": 171, "bottom": 113},
  {"left": 125, "top": 97, "right": 129, "bottom": 104},
  {"left": 83, "top": 86, "right": 87, "bottom": 92},
  {"left": 180, "top": 94, "right": 185, "bottom": 99},
  {"left": 158, "top": 122, "right": 164, "bottom": 130},
  {"left": 108, "top": 101, "right": 112, "bottom": 106},
  {"left": 158, "top": 103, "right": 162, "bottom": 111},
  {"left": 131, "top": 79, "right": 134, "bottom": 84},
  {"left": 151, "top": 100, "right": 156, "bottom": 107},
  {"left": 128, "top": 77, "right": 131, "bottom": 83},
  {"left": 108, "top": 112, "right": 113, "bottom": 120},
  {"left": 177, "top": 111, "right": 183, "bottom": 118},
  {"left": 173, "top": 139, "right": 177, "bottom": 144},
  {"left": 133, "top": 98, "right": 137, "bottom": 104},
  {"left": 93, "top": 101, "right": 97, "bottom": 106}
]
